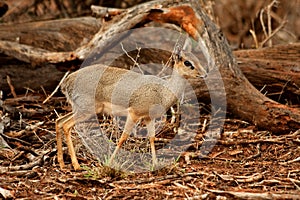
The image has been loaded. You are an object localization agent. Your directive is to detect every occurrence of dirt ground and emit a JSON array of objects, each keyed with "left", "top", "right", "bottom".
[
  {"left": 0, "top": 0, "right": 300, "bottom": 199},
  {"left": 0, "top": 95, "right": 299, "bottom": 199}
]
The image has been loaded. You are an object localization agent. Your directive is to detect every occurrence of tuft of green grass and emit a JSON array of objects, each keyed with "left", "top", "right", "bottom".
[{"left": 82, "top": 164, "right": 127, "bottom": 180}]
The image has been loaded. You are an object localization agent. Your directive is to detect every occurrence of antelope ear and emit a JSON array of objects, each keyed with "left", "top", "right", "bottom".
[
  {"left": 173, "top": 33, "right": 188, "bottom": 62},
  {"left": 183, "top": 37, "right": 192, "bottom": 52},
  {"left": 173, "top": 45, "right": 182, "bottom": 62}
]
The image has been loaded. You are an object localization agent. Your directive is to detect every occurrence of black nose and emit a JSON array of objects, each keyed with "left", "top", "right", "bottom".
[{"left": 0, "top": 2, "right": 8, "bottom": 17}]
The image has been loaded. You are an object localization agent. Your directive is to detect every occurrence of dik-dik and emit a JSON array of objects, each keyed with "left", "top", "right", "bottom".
[{"left": 55, "top": 49, "right": 207, "bottom": 170}]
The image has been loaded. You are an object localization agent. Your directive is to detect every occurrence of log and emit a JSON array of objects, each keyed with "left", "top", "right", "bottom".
[
  {"left": 234, "top": 44, "right": 300, "bottom": 104},
  {"left": 184, "top": 1, "right": 300, "bottom": 133},
  {"left": 0, "top": 0, "right": 299, "bottom": 133},
  {"left": 0, "top": 17, "right": 101, "bottom": 52},
  {"left": 0, "top": 17, "right": 101, "bottom": 94}
]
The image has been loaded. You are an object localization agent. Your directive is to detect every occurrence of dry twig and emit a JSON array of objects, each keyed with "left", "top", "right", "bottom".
[
  {"left": 6, "top": 75, "right": 17, "bottom": 98},
  {"left": 0, "top": 154, "right": 45, "bottom": 174},
  {"left": 43, "top": 70, "right": 70, "bottom": 104}
]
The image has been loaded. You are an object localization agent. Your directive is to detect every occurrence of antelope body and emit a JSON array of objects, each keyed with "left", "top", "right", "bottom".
[{"left": 56, "top": 51, "right": 207, "bottom": 170}]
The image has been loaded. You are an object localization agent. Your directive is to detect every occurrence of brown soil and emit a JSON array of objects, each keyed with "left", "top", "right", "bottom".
[{"left": 0, "top": 95, "right": 299, "bottom": 199}]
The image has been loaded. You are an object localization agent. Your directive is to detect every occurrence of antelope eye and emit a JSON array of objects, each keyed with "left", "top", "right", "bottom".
[{"left": 184, "top": 60, "right": 194, "bottom": 70}]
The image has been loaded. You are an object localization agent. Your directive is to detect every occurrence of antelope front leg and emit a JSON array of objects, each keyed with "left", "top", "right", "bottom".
[
  {"left": 147, "top": 120, "right": 158, "bottom": 168},
  {"left": 108, "top": 115, "right": 135, "bottom": 166}
]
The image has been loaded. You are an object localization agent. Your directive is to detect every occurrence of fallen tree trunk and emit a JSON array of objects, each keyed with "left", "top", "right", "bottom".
[
  {"left": 0, "top": 0, "right": 299, "bottom": 133},
  {"left": 234, "top": 44, "right": 300, "bottom": 105},
  {"left": 185, "top": 1, "right": 300, "bottom": 133}
]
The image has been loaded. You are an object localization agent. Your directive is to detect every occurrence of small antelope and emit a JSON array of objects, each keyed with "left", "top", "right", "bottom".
[{"left": 55, "top": 47, "right": 207, "bottom": 170}]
